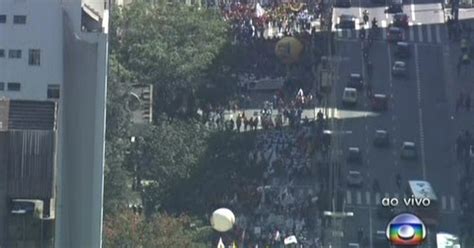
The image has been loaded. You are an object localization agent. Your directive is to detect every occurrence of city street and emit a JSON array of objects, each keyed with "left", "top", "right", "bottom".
[{"left": 328, "top": 1, "right": 468, "bottom": 246}]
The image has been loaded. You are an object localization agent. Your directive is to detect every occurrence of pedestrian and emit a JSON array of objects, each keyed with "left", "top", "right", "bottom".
[
  {"left": 249, "top": 117, "right": 254, "bottom": 130},
  {"left": 466, "top": 93, "right": 471, "bottom": 111},
  {"left": 236, "top": 114, "right": 242, "bottom": 132}
]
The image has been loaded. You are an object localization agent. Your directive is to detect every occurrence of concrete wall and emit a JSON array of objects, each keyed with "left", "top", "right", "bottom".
[
  {"left": 54, "top": 7, "right": 107, "bottom": 248},
  {"left": 0, "top": 0, "right": 63, "bottom": 101}
]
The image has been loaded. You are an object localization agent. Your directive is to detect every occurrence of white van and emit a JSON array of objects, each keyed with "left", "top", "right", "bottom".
[{"left": 342, "top": 87, "right": 358, "bottom": 106}]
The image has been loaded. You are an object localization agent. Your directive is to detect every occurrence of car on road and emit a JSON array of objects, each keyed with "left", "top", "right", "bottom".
[
  {"left": 347, "top": 147, "right": 362, "bottom": 163},
  {"left": 385, "top": 0, "right": 403, "bottom": 13},
  {"left": 347, "top": 73, "right": 364, "bottom": 90},
  {"left": 401, "top": 141, "right": 417, "bottom": 159},
  {"left": 387, "top": 27, "right": 404, "bottom": 42},
  {"left": 342, "top": 87, "right": 358, "bottom": 106},
  {"left": 373, "top": 129, "right": 390, "bottom": 147},
  {"left": 395, "top": 42, "right": 410, "bottom": 58},
  {"left": 392, "top": 61, "right": 407, "bottom": 77},
  {"left": 334, "top": 0, "right": 351, "bottom": 7},
  {"left": 337, "top": 15, "right": 356, "bottom": 29},
  {"left": 393, "top": 13, "right": 409, "bottom": 28},
  {"left": 347, "top": 170, "right": 363, "bottom": 187},
  {"left": 371, "top": 94, "right": 388, "bottom": 111}
]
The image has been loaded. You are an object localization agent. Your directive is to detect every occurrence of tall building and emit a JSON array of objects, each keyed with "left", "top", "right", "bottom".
[{"left": 0, "top": 0, "right": 109, "bottom": 247}]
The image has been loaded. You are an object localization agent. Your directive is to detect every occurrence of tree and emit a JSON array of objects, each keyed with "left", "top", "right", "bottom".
[
  {"left": 103, "top": 210, "right": 212, "bottom": 248},
  {"left": 110, "top": 0, "right": 231, "bottom": 117},
  {"left": 103, "top": 54, "right": 136, "bottom": 215},
  {"left": 137, "top": 115, "right": 210, "bottom": 215}
]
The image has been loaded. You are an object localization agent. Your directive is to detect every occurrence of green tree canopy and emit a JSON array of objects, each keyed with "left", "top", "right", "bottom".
[{"left": 110, "top": 0, "right": 231, "bottom": 117}]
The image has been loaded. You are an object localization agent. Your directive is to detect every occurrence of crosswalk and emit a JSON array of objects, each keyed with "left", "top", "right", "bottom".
[
  {"left": 345, "top": 190, "right": 457, "bottom": 212},
  {"left": 334, "top": 21, "right": 446, "bottom": 44}
]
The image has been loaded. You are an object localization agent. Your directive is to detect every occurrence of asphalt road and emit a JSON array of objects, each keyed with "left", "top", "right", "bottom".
[{"left": 328, "top": 2, "right": 465, "bottom": 246}]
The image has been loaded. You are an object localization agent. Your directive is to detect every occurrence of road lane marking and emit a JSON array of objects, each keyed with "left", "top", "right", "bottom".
[
  {"left": 414, "top": 44, "right": 427, "bottom": 180},
  {"left": 347, "top": 190, "right": 352, "bottom": 205},
  {"left": 337, "top": 29, "right": 343, "bottom": 38},
  {"left": 427, "top": 25, "right": 432, "bottom": 43},
  {"left": 357, "top": 191, "right": 362, "bottom": 204},
  {"left": 375, "top": 193, "right": 381, "bottom": 205},
  {"left": 417, "top": 24, "right": 423, "bottom": 42},
  {"left": 387, "top": 44, "right": 392, "bottom": 81},
  {"left": 409, "top": 26, "right": 415, "bottom": 42},
  {"left": 442, "top": 196, "right": 447, "bottom": 210},
  {"left": 435, "top": 25, "right": 441, "bottom": 43},
  {"left": 366, "top": 191, "right": 371, "bottom": 205},
  {"left": 411, "top": 0, "right": 416, "bottom": 21},
  {"left": 450, "top": 196, "right": 455, "bottom": 211}
]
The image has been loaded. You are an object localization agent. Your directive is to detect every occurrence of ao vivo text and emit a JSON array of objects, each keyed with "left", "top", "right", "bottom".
[{"left": 381, "top": 196, "right": 431, "bottom": 207}]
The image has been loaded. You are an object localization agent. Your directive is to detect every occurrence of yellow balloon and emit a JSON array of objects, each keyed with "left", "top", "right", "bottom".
[{"left": 275, "top": 37, "right": 304, "bottom": 64}]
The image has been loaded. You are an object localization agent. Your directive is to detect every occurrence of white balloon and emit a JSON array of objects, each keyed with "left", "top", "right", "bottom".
[{"left": 211, "top": 208, "right": 235, "bottom": 232}]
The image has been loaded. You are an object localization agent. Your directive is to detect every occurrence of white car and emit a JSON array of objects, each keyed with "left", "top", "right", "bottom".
[
  {"left": 342, "top": 87, "right": 358, "bottom": 106},
  {"left": 401, "top": 141, "right": 417, "bottom": 159}
]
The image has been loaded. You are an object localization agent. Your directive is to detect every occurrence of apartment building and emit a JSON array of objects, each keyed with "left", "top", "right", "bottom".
[{"left": 0, "top": 0, "right": 108, "bottom": 247}]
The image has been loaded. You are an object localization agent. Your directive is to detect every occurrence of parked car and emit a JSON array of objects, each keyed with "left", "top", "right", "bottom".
[
  {"left": 335, "top": 0, "right": 351, "bottom": 7},
  {"left": 385, "top": 0, "right": 403, "bottom": 13}
]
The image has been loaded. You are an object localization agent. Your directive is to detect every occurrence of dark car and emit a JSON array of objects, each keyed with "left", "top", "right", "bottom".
[
  {"left": 387, "top": 27, "right": 404, "bottom": 42},
  {"left": 337, "top": 15, "right": 356, "bottom": 29},
  {"left": 335, "top": 0, "right": 351, "bottom": 7},
  {"left": 347, "top": 73, "right": 364, "bottom": 90},
  {"left": 347, "top": 147, "right": 362, "bottom": 163},
  {"left": 395, "top": 42, "right": 410, "bottom": 58},
  {"left": 373, "top": 130, "right": 390, "bottom": 147},
  {"left": 393, "top": 13, "right": 409, "bottom": 28},
  {"left": 371, "top": 94, "right": 388, "bottom": 111},
  {"left": 385, "top": 0, "right": 403, "bottom": 13}
]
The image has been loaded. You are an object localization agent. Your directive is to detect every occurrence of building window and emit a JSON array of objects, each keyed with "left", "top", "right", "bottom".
[
  {"left": 13, "top": 15, "right": 26, "bottom": 24},
  {"left": 0, "top": 15, "right": 6, "bottom": 23},
  {"left": 0, "top": 49, "right": 4, "bottom": 58},
  {"left": 8, "top": 50, "right": 21, "bottom": 59},
  {"left": 7, "top": 82, "right": 21, "bottom": 91},
  {"left": 28, "top": 49, "right": 40, "bottom": 66},
  {"left": 47, "top": 84, "right": 60, "bottom": 99},
  {"left": 0, "top": 83, "right": 4, "bottom": 91}
]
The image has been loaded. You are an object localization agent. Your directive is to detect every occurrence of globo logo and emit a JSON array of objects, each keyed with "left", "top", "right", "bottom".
[{"left": 386, "top": 213, "right": 427, "bottom": 245}]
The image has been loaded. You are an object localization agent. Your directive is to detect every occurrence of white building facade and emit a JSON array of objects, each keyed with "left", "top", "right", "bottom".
[{"left": 0, "top": 0, "right": 108, "bottom": 247}]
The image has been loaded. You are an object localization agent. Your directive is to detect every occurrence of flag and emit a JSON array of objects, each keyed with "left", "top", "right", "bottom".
[
  {"left": 284, "top": 235, "right": 298, "bottom": 245},
  {"left": 256, "top": 3, "right": 265, "bottom": 17},
  {"left": 217, "top": 237, "right": 225, "bottom": 248}
]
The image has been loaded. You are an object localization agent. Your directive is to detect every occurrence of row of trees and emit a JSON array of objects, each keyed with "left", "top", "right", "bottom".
[{"left": 104, "top": 0, "right": 256, "bottom": 246}]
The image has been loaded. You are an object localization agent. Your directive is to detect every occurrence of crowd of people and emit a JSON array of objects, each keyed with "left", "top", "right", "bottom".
[
  {"left": 216, "top": 126, "right": 323, "bottom": 247},
  {"left": 221, "top": 0, "right": 322, "bottom": 43}
]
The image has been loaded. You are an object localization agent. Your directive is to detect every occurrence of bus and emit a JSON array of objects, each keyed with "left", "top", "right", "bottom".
[{"left": 406, "top": 180, "right": 440, "bottom": 226}]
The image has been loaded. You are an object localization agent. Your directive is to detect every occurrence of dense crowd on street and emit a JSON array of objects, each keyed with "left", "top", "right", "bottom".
[
  {"left": 212, "top": 125, "right": 323, "bottom": 247},
  {"left": 220, "top": 0, "right": 323, "bottom": 43}
]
